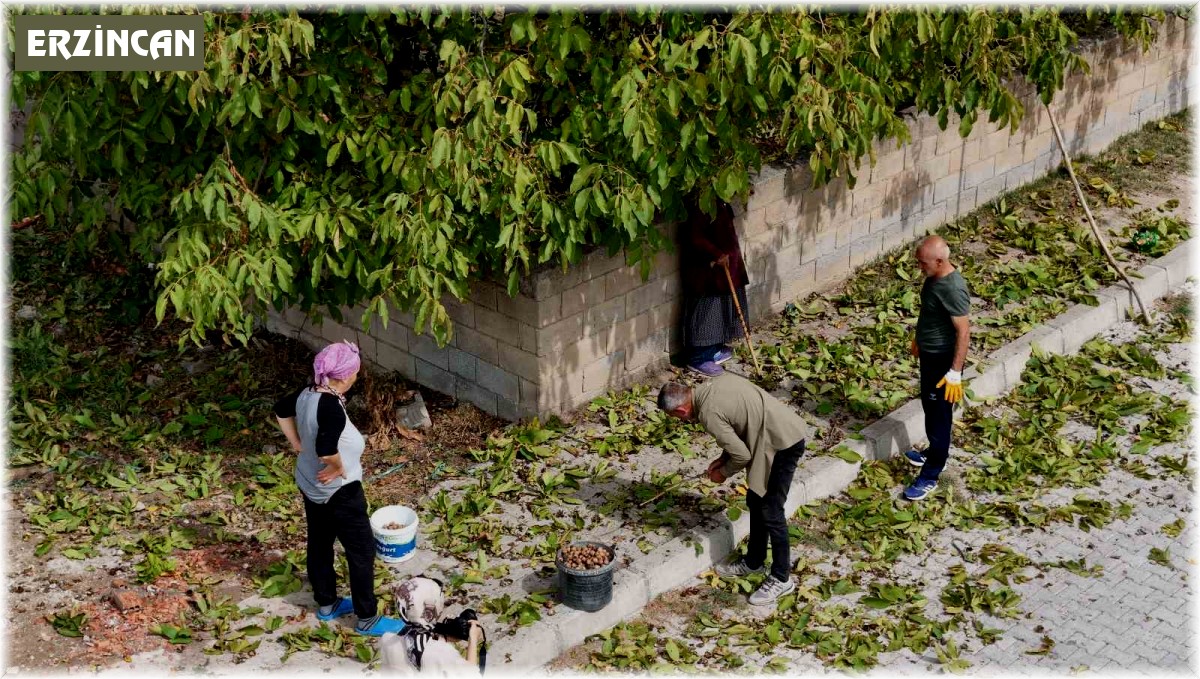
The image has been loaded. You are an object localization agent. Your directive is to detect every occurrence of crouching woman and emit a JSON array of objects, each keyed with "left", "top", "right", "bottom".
[{"left": 379, "top": 577, "right": 485, "bottom": 677}]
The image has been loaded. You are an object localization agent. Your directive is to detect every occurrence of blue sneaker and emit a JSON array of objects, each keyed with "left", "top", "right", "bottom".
[
  {"left": 315, "top": 597, "right": 354, "bottom": 621},
  {"left": 688, "top": 360, "right": 724, "bottom": 377},
  {"left": 713, "top": 347, "right": 734, "bottom": 364},
  {"left": 903, "top": 449, "right": 926, "bottom": 468},
  {"left": 355, "top": 615, "right": 406, "bottom": 637},
  {"left": 903, "top": 479, "right": 937, "bottom": 501}
]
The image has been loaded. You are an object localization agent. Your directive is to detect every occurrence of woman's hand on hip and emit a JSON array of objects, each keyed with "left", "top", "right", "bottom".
[{"left": 316, "top": 454, "right": 345, "bottom": 484}]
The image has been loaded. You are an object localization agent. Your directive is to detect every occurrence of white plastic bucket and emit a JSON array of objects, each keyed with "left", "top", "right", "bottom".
[{"left": 370, "top": 505, "right": 419, "bottom": 564}]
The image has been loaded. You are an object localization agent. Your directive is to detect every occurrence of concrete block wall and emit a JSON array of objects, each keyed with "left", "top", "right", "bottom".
[{"left": 268, "top": 18, "right": 1191, "bottom": 421}]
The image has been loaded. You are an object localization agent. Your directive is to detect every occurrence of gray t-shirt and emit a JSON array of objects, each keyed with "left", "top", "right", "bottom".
[
  {"left": 292, "top": 388, "right": 365, "bottom": 504},
  {"left": 916, "top": 270, "right": 971, "bottom": 352}
]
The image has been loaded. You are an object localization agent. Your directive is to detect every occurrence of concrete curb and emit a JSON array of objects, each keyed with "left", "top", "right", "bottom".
[{"left": 491, "top": 240, "right": 1193, "bottom": 670}]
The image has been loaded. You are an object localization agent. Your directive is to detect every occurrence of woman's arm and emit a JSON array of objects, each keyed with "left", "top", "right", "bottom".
[
  {"left": 465, "top": 621, "right": 483, "bottom": 666},
  {"left": 273, "top": 389, "right": 304, "bottom": 452},
  {"left": 275, "top": 417, "right": 303, "bottom": 453}
]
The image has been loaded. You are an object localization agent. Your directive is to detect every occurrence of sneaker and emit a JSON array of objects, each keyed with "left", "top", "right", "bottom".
[
  {"left": 903, "top": 478, "right": 938, "bottom": 501},
  {"left": 902, "top": 449, "right": 926, "bottom": 468},
  {"left": 355, "top": 615, "right": 406, "bottom": 637},
  {"left": 315, "top": 597, "right": 355, "bottom": 621},
  {"left": 748, "top": 576, "right": 796, "bottom": 606},
  {"left": 714, "top": 559, "right": 765, "bottom": 579},
  {"left": 688, "top": 360, "right": 724, "bottom": 377},
  {"left": 713, "top": 347, "right": 734, "bottom": 364}
]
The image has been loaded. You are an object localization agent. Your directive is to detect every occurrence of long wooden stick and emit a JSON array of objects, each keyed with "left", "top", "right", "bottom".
[
  {"left": 722, "top": 261, "right": 763, "bottom": 375},
  {"left": 1044, "top": 104, "right": 1152, "bottom": 324}
]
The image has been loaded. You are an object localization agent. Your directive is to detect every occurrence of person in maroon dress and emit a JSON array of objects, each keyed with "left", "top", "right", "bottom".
[{"left": 679, "top": 198, "right": 749, "bottom": 377}]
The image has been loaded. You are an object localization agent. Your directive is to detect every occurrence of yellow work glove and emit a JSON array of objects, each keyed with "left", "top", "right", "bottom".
[{"left": 936, "top": 369, "right": 963, "bottom": 404}]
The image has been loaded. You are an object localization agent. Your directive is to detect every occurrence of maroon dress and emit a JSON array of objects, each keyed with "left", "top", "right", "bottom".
[{"left": 679, "top": 200, "right": 750, "bottom": 358}]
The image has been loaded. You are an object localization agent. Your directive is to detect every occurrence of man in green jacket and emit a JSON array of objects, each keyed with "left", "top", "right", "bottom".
[{"left": 658, "top": 372, "right": 809, "bottom": 606}]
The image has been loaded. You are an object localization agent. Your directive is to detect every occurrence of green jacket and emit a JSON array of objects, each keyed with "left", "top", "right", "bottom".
[{"left": 693, "top": 372, "right": 810, "bottom": 497}]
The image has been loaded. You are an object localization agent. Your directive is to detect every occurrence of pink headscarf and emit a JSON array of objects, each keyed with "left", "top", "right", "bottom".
[{"left": 313, "top": 340, "right": 361, "bottom": 386}]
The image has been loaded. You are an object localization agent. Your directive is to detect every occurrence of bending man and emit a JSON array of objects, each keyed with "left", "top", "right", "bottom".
[{"left": 658, "top": 372, "right": 809, "bottom": 606}]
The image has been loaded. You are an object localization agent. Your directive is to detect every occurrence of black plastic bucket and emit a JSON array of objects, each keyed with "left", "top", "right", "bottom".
[{"left": 556, "top": 541, "right": 615, "bottom": 612}]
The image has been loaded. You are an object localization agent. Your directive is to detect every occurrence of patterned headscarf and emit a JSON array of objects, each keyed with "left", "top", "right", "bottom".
[
  {"left": 312, "top": 340, "right": 361, "bottom": 387},
  {"left": 394, "top": 577, "right": 446, "bottom": 670}
]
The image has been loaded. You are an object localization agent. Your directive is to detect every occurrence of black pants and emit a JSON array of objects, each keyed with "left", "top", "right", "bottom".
[
  {"left": 303, "top": 481, "right": 377, "bottom": 619},
  {"left": 918, "top": 351, "right": 956, "bottom": 483},
  {"left": 744, "top": 439, "right": 805, "bottom": 582}
]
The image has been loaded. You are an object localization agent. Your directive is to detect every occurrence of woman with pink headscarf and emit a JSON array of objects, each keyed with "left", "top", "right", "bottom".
[{"left": 273, "top": 340, "right": 405, "bottom": 636}]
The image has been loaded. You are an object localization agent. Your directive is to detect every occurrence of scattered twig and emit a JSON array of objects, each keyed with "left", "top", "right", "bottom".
[{"left": 12, "top": 214, "right": 42, "bottom": 230}]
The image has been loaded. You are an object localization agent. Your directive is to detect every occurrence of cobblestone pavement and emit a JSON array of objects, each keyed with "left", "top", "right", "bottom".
[{"left": 559, "top": 287, "right": 1197, "bottom": 675}]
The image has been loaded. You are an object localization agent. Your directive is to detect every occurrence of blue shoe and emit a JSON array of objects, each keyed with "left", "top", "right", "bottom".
[
  {"left": 902, "top": 449, "right": 926, "bottom": 468},
  {"left": 903, "top": 479, "right": 937, "bottom": 501},
  {"left": 688, "top": 361, "right": 724, "bottom": 377},
  {"left": 713, "top": 347, "right": 734, "bottom": 364},
  {"left": 355, "top": 615, "right": 406, "bottom": 637},
  {"left": 315, "top": 597, "right": 355, "bottom": 621}
]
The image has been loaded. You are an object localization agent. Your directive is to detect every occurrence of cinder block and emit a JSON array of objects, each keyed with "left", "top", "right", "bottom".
[
  {"left": 608, "top": 312, "right": 652, "bottom": 350},
  {"left": 520, "top": 323, "right": 538, "bottom": 354},
  {"left": 560, "top": 277, "right": 606, "bottom": 319},
  {"left": 414, "top": 358, "right": 456, "bottom": 396},
  {"left": 962, "top": 157, "right": 996, "bottom": 189},
  {"left": 497, "top": 290, "right": 559, "bottom": 329},
  {"left": 374, "top": 344, "right": 415, "bottom": 377},
  {"left": 869, "top": 149, "right": 905, "bottom": 183},
  {"left": 903, "top": 134, "right": 939, "bottom": 170},
  {"left": 476, "top": 360, "right": 519, "bottom": 402},
  {"left": 468, "top": 281, "right": 499, "bottom": 310},
  {"left": 454, "top": 326, "right": 498, "bottom": 366},
  {"left": 442, "top": 295, "right": 475, "bottom": 328},
  {"left": 850, "top": 180, "right": 887, "bottom": 217},
  {"left": 448, "top": 347, "right": 477, "bottom": 380},
  {"left": 813, "top": 251, "right": 851, "bottom": 291},
  {"left": 993, "top": 142, "right": 1025, "bottom": 174},
  {"left": 849, "top": 233, "right": 884, "bottom": 270},
  {"left": 475, "top": 306, "right": 523, "bottom": 342},
  {"left": 625, "top": 329, "right": 669, "bottom": 372},
  {"left": 409, "top": 332, "right": 450, "bottom": 371},
  {"left": 979, "top": 128, "right": 1013, "bottom": 159},
  {"left": 584, "top": 297, "right": 627, "bottom": 335},
  {"left": 531, "top": 264, "right": 583, "bottom": 301},
  {"left": 495, "top": 398, "right": 519, "bottom": 422},
  {"left": 1116, "top": 69, "right": 1146, "bottom": 98},
  {"left": 455, "top": 378, "right": 497, "bottom": 415},
  {"left": 582, "top": 352, "right": 623, "bottom": 393},
  {"left": 519, "top": 377, "right": 539, "bottom": 412},
  {"left": 1132, "top": 86, "right": 1159, "bottom": 114},
  {"left": 977, "top": 175, "right": 1008, "bottom": 207},
  {"left": 1023, "top": 131, "right": 1053, "bottom": 163},
  {"left": 583, "top": 249, "right": 626, "bottom": 281},
  {"left": 737, "top": 207, "right": 770, "bottom": 239},
  {"left": 604, "top": 265, "right": 643, "bottom": 300},
  {"left": 771, "top": 261, "right": 817, "bottom": 306},
  {"left": 748, "top": 173, "right": 788, "bottom": 211},
  {"left": 498, "top": 341, "right": 541, "bottom": 383},
  {"left": 626, "top": 277, "right": 680, "bottom": 317},
  {"left": 554, "top": 334, "right": 609, "bottom": 377},
  {"left": 933, "top": 173, "right": 962, "bottom": 204}
]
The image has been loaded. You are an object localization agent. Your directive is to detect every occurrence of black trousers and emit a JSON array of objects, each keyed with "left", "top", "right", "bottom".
[
  {"left": 744, "top": 439, "right": 805, "bottom": 582},
  {"left": 303, "top": 481, "right": 377, "bottom": 619},
  {"left": 918, "top": 351, "right": 956, "bottom": 483}
]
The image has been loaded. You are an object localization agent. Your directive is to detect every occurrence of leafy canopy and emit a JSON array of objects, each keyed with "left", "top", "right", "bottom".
[{"left": 9, "top": 6, "right": 1166, "bottom": 345}]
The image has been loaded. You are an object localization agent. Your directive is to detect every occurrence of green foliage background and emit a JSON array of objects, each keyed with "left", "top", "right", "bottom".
[{"left": 8, "top": 6, "right": 1169, "bottom": 344}]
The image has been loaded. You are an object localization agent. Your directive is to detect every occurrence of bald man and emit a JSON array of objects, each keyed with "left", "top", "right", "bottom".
[{"left": 903, "top": 235, "right": 971, "bottom": 501}]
